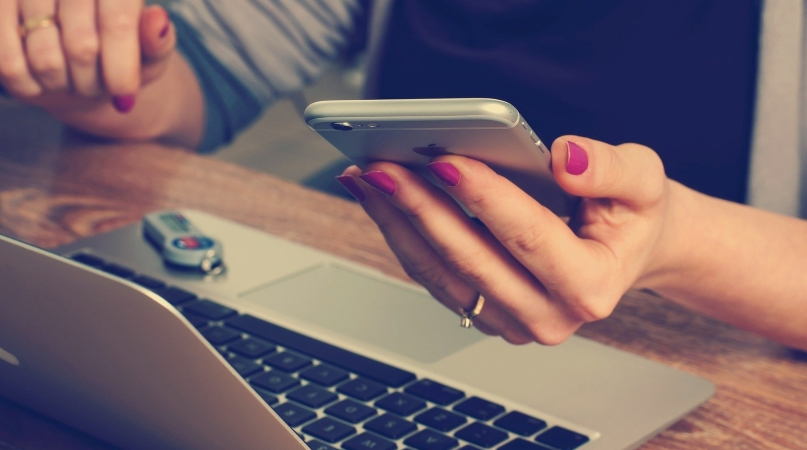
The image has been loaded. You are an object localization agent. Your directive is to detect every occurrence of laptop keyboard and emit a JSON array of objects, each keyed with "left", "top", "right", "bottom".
[{"left": 71, "top": 252, "right": 592, "bottom": 450}]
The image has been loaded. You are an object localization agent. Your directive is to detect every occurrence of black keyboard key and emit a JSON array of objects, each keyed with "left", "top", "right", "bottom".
[
  {"left": 453, "top": 397, "right": 505, "bottom": 421},
  {"left": 101, "top": 263, "right": 135, "bottom": 279},
  {"left": 535, "top": 427, "right": 589, "bottom": 450},
  {"left": 307, "top": 440, "right": 337, "bottom": 450},
  {"left": 181, "top": 312, "right": 209, "bottom": 329},
  {"left": 183, "top": 299, "right": 237, "bottom": 320},
  {"left": 226, "top": 355, "right": 263, "bottom": 377},
  {"left": 455, "top": 423, "right": 508, "bottom": 448},
  {"left": 415, "top": 408, "right": 467, "bottom": 432},
  {"left": 300, "top": 364, "right": 349, "bottom": 387},
  {"left": 153, "top": 286, "right": 197, "bottom": 305},
  {"left": 302, "top": 417, "right": 356, "bottom": 443},
  {"left": 364, "top": 413, "right": 417, "bottom": 440},
  {"left": 254, "top": 388, "right": 279, "bottom": 406},
  {"left": 273, "top": 402, "right": 317, "bottom": 427},
  {"left": 376, "top": 392, "right": 427, "bottom": 416},
  {"left": 264, "top": 351, "right": 312, "bottom": 372},
  {"left": 406, "top": 379, "right": 465, "bottom": 406},
  {"left": 250, "top": 370, "right": 300, "bottom": 393},
  {"left": 71, "top": 253, "right": 104, "bottom": 267},
  {"left": 337, "top": 378, "right": 387, "bottom": 401},
  {"left": 130, "top": 274, "right": 166, "bottom": 290},
  {"left": 228, "top": 315, "right": 415, "bottom": 387},
  {"left": 499, "top": 439, "right": 546, "bottom": 450},
  {"left": 343, "top": 433, "right": 397, "bottom": 450},
  {"left": 200, "top": 326, "right": 241, "bottom": 345},
  {"left": 404, "top": 429, "right": 459, "bottom": 450},
  {"left": 228, "top": 338, "right": 276, "bottom": 359},
  {"left": 287, "top": 385, "right": 339, "bottom": 409},
  {"left": 494, "top": 412, "right": 546, "bottom": 437},
  {"left": 324, "top": 399, "right": 376, "bottom": 424}
]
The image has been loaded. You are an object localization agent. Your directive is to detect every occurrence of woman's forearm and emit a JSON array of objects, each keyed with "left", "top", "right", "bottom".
[{"left": 648, "top": 181, "right": 807, "bottom": 350}]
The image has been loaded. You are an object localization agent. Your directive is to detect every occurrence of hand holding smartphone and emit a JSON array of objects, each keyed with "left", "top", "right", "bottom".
[{"left": 304, "top": 98, "right": 575, "bottom": 217}]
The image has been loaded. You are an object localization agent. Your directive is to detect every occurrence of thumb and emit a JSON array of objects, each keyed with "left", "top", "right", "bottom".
[
  {"left": 139, "top": 5, "right": 176, "bottom": 82},
  {"left": 551, "top": 136, "right": 667, "bottom": 207}
]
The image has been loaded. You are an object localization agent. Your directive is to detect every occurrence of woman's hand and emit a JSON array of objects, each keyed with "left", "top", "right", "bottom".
[
  {"left": 0, "top": 0, "right": 176, "bottom": 114},
  {"left": 337, "top": 136, "right": 674, "bottom": 345}
]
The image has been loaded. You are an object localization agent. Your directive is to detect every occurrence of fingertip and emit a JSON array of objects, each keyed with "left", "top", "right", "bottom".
[
  {"left": 552, "top": 136, "right": 589, "bottom": 174},
  {"left": 551, "top": 136, "right": 595, "bottom": 194},
  {"left": 565, "top": 140, "right": 589, "bottom": 176},
  {"left": 112, "top": 95, "right": 136, "bottom": 113},
  {"left": 140, "top": 5, "right": 174, "bottom": 56},
  {"left": 335, "top": 175, "right": 367, "bottom": 202},
  {"left": 341, "top": 165, "right": 361, "bottom": 177}
]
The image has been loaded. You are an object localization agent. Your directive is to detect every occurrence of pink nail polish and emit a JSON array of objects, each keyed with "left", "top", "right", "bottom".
[
  {"left": 359, "top": 171, "right": 397, "bottom": 196},
  {"left": 335, "top": 175, "right": 366, "bottom": 202},
  {"left": 159, "top": 22, "right": 171, "bottom": 38},
  {"left": 566, "top": 141, "right": 588, "bottom": 175},
  {"left": 112, "top": 95, "right": 136, "bottom": 113},
  {"left": 427, "top": 161, "right": 461, "bottom": 187}
]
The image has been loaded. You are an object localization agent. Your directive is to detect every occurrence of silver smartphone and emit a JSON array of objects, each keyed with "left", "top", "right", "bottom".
[{"left": 304, "top": 98, "right": 575, "bottom": 216}]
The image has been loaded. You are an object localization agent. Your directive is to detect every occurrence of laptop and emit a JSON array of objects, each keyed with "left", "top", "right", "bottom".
[{"left": 0, "top": 209, "right": 714, "bottom": 450}]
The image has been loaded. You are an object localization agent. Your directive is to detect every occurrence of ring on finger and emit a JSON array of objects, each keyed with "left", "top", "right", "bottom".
[
  {"left": 459, "top": 293, "right": 485, "bottom": 328},
  {"left": 19, "top": 15, "right": 59, "bottom": 39}
]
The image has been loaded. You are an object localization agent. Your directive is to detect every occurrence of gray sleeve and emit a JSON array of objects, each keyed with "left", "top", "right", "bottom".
[{"left": 170, "top": 0, "right": 365, "bottom": 106}]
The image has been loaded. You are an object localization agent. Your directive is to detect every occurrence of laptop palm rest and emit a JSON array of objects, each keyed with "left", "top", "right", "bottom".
[{"left": 239, "top": 264, "right": 485, "bottom": 363}]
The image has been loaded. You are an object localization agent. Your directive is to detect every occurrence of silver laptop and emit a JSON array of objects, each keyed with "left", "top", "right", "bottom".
[{"left": 0, "top": 209, "right": 713, "bottom": 450}]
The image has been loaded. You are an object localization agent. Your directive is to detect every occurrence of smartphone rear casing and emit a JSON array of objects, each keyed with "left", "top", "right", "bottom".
[{"left": 305, "top": 98, "right": 574, "bottom": 216}]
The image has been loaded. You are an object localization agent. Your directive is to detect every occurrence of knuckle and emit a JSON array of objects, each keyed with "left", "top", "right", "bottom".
[
  {"left": 100, "top": 12, "right": 139, "bottom": 36},
  {"left": 460, "top": 187, "right": 493, "bottom": 214},
  {"left": 402, "top": 195, "right": 432, "bottom": 224},
  {"left": 443, "top": 248, "right": 488, "bottom": 285},
  {"left": 501, "top": 222, "right": 548, "bottom": 257},
  {"left": 0, "top": 56, "right": 29, "bottom": 83},
  {"left": 404, "top": 258, "right": 452, "bottom": 294},
  {"left": 501, "top": 330, "right": 532, "bottom": 346},
  {"left": 619, "top": 143, "right": 667, "bottom": 201},
  {"left": 568, "top": 292, "right": 617, "bottom": 322},
  {"left": 597, "top": 147, "right": 624, "bottom": 195},
  {"left": 64, "top": 32, "right": 100, "bottom": 66},
  {"left": 28, "top": 48, "right": 65, "bottom": 76},
  {"left": 526, "top": 325, "right": 569, "bottom": 346}
]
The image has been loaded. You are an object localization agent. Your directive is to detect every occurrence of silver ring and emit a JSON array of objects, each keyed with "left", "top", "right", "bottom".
[{"left": 459, "top": 293, "right": 485, "bottom": 328}]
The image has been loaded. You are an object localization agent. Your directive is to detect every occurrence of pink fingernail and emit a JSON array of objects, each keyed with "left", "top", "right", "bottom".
[
  {"left": 335, "top": 175, "right": 366, "bottom": 202},
  {"left": 427, "top": 161, "right": 461, "bottom": 187},
  {"left": 112, "top": 95, "right": 136, "bottom": 113},
  {"left": 566, "top": 141, "right": 588, "bottom": 175},
  {"left": 159, "top": 22, "right": 171, "bottom": 38},
  {"left": 359, "top": 171, "right": 397, "bottom": 196}
]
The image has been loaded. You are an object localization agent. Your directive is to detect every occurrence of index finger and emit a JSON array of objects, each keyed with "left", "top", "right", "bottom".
[{"left": 98, "top": 0, "right": 143, "bottom": 96}]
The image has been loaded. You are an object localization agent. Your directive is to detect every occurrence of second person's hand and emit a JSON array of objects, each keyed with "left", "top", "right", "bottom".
[{"left": 0, "top": 0, "right": 176, "bottom": 114}]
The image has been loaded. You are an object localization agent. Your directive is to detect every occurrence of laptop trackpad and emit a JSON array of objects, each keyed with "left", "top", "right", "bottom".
[{"left": 239, "top": 264, "right": 485, "bottom": 364}]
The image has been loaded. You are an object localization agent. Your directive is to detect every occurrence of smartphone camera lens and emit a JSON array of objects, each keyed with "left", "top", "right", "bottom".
[{"left": 331, "top": 122, "right": 353, "bottom": 131}]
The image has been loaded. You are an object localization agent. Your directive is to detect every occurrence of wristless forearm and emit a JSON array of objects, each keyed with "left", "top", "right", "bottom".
[{"left": 646, "top": 182, "right": 807, "bottom": 350}]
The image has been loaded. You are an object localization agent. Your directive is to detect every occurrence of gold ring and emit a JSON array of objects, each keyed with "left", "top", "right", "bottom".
[
  {"left": 459, "top": 293, "right": 485, "bottom": 328},
  {"left": 19, "top": 15, "right": 59, "bottom": 39}
]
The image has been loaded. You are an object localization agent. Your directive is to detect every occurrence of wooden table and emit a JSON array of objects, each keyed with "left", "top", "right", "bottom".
[{"left": 0, "top": 112, "right": 805, "bottom": 450}]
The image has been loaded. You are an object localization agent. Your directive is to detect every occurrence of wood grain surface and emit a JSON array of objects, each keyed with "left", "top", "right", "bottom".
[{"left": 0, "top": 130, "right": 805, "bottom": 450}]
